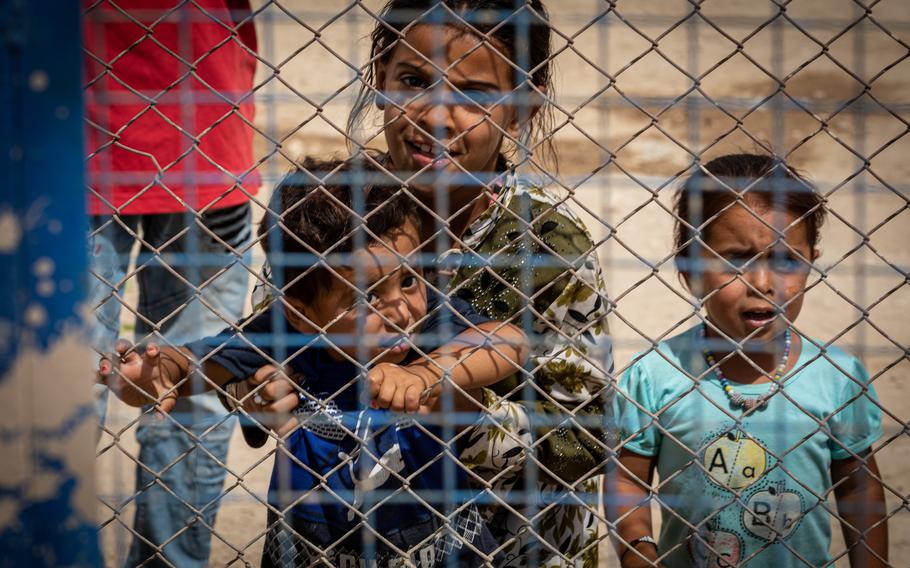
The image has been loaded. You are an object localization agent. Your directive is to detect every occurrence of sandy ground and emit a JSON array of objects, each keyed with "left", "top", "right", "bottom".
[{"left": 97, "top": 1, "right": 909, "bottom": 565}]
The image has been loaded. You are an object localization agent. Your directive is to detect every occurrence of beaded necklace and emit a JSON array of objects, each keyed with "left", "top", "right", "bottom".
[{"left": 702, "top": 325, "right": 791, "bottom": 411}]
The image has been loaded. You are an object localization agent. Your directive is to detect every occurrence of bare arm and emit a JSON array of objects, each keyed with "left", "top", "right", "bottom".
[
  {"left": 832, "top": 451, "right": 889, "bottom": 567},
  {"left": 413, "top": 320, "right": 529, "bottom": 410},
  {"left": 606, "top": 448, "right": 660, "bottom": 568},
  {"left": 234, "top": 321, "right": 528, "bottom": 436},
  {"left": 370, "top": 321, "right": 529, "bottom": 413}
]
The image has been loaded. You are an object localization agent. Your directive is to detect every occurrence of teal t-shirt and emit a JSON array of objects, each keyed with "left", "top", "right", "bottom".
[{"left": 615, "top": 325, "right": 882, "bottom": 568}]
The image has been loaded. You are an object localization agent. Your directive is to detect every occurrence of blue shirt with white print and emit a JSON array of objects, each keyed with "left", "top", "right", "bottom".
[{"left": 186, "top": 290, "right": 503, "bottom": 567}]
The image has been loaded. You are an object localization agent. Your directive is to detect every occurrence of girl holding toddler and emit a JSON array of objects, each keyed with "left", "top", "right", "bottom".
[{"left": 107, "top": 0, "right": 616, "bottom": 566}]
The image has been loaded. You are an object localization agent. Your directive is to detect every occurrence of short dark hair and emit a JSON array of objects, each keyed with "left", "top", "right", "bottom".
[
  {"left": 259, "top": 157, "right": 421, "bottom": 302},
  {"left": 673, "top": 153, "right": 826, "bottom": 274}
]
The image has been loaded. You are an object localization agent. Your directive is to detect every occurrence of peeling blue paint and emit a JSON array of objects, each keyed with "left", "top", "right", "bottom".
[
  {"left": 0, "top": 0, "right": 101, "bottom": 564},
  {"left": 0, "top": 455, "right": 99, "bottom": 568}
]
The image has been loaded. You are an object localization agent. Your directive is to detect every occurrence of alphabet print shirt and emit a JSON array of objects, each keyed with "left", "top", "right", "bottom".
[{"left": 614, "top": 325, "right": 882, "bottom": 567}]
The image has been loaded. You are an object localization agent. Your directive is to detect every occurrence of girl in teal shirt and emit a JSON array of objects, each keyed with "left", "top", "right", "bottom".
[{"left": 611, "top": 154, "right": 888, "bottom": 568}]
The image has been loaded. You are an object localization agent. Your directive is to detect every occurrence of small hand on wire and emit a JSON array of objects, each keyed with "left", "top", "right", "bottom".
[
  {"left": 97, "top": 339, "right": 180, "bottom": 415},
  {"left": 232, "top": 365, "right": 301, "bottom": 436},
  {"left": 367, "top": 362, "right": 437, "bottom": 413}
]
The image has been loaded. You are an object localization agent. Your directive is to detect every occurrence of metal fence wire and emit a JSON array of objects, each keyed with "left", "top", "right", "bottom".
[{"left": 86, "top": 1, "right": 909, "bottom": 566}]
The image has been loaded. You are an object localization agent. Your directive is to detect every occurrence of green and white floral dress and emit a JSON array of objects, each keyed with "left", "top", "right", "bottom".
[{"left": 446, "top": 174, "right": 617, "bottom": 567}]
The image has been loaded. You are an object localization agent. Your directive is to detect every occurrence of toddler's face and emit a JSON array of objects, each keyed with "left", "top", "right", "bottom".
[
  {"left": 287, "top": 220, "right": 427, "bottom": 365},
  {"left": 376, "top": 24, "right": 521, "bottom": 201},
  {"left": 693, "top": 201, "right": 816, "bottom": 345}
]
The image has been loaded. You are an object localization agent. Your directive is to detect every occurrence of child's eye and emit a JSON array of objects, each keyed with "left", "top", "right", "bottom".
[
  {"left": 770, "top": 255, "right": 809, "bottom": 274},
  {"left": 387, "top": 75, "right": 430, "bottom": 104},
  {"left": 723, "top": 254, "right": 754, "bottom": 271},
  {"left": 401, "top": 275, "right": 417, "bottom": 290},
  {"left": 454, "top": 89, "right": 500, "bottom": 107},
  {"left": 400, "top": 74, "right": 428, "bottom": 90},
  {"left": 356, "top": 290, "right": 380, "bottom": 307}
]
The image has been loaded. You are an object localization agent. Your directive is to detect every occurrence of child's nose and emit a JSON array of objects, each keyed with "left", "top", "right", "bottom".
[
  {"left": 415, "top": 88, "right": 456, "bottom": 138},
  {"left": 381, "top": 296, "right": 411, "bottom": 330},
  {"left": 746, "top": 263, "right": 776, "bottom": 299}
]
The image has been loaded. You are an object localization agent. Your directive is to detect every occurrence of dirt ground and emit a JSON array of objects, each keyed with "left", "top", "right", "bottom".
[{"left": 96, "top": 1, "right": 909, "bottom": 565}]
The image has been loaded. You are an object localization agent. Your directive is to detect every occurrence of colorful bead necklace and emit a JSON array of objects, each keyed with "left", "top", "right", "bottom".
[{"left": 702, "top": 325, "right": 791, "bottom": 411}]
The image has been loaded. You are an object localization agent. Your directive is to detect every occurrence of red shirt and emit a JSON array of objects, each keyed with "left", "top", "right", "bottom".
[{"left": 84, "top": 0, "right": 260, "bottom": 215}]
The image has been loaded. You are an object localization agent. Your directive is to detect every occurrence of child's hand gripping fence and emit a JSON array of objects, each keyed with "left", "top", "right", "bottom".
[{"left": 86, "top": 1, "right": 909, "bottom": 566}]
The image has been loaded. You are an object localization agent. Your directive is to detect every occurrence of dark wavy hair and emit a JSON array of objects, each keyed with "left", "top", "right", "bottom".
[
  {"left": 259, "top": 157, "right": 421, "bottom": 302},
  {"left": 673, "top": 153, "right": 826, "bottom": 276},
  {"left": 346, "top": 0, "right": 556, "bottom": 172}
]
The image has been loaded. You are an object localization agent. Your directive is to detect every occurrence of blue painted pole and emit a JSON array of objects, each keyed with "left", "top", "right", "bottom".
[{"left": 0, "top": 0, "right": 102, "bottom": 565}]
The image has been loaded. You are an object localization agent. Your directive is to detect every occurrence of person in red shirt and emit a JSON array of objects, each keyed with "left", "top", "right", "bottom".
[
  {"left": 85, "top": 0, "right": 259, "bottom": 215},
  {"left": 84, "top": 2, "right": 259, "bottom": 565}
]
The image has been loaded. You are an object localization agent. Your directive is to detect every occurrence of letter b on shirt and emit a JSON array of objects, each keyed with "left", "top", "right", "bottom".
[{"left": 743, "top": 485, "right": 804, "bottom": 541}]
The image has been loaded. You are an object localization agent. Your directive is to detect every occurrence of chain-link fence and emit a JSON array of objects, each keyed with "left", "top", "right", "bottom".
[{"left": 87, "top": 1, "right": 909, "bottom": 566}]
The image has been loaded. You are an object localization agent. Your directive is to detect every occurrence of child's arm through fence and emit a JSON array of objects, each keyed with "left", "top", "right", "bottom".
[
  {"left": 368, "top": 320, "right": 529, "bottom": 413},
  {"left": 97, "top": 339, "right": 234, "bottom": 413}
]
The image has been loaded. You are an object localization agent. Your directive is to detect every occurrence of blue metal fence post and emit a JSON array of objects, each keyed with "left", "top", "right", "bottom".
[{"left": 0, "top": 0, "right": 102, "bottom": 565}]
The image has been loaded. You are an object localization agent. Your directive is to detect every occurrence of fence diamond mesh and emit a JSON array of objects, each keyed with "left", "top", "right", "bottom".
[{"left": 86, "top": 1, "right": 908, "bottom": 566}]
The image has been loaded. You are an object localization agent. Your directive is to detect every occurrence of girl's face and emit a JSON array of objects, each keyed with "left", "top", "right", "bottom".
[
  {"left": 691, "top": 200, "right": 817, "bottom": 345},
  {"left": 376, "top": 24, "right": 527, "bottom": 200}
]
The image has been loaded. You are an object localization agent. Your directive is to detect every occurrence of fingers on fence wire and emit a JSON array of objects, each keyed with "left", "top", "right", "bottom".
[
  {"left": 97, "top": 339, "right": 177, "bottom": 415},
  {"left": 367, "top": 363, "right": 429, "bottom": 413},
  {"left": 226, "top": 365, "right": 301, "bottom": 435},
  {"left": 249, "top": 364, "right": 295, "bottom": 388}
]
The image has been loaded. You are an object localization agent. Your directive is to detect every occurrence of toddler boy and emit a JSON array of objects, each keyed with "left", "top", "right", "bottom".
[{"left": 101, "top": 158, "right": 528, "bottom": 567}]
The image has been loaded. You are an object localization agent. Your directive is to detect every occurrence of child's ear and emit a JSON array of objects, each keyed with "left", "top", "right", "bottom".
[
  {"left": 680, "top": 270, "right": 695, "bottom": 296},
  {"left": 812, "top": 247, "right": 822, "bottom": 262},
  {"left": 505, "top": 85, "right": 546, "bottom": 139},
  {"left": 283, "top": 297, "right": 317, "bottom": 333},
  {"left": 679, "top": 267, "right": 707, "bottom": 299}
]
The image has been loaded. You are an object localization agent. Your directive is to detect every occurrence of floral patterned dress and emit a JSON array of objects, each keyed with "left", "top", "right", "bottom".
[{"left": 444, "top": 174, "right": 617, "bottom": 567}]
